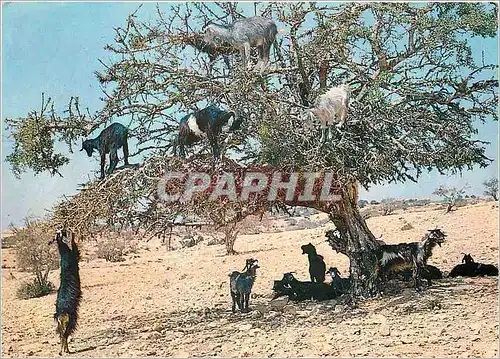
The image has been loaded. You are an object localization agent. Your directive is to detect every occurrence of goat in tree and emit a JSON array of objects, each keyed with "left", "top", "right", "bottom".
[
  {"left": 375, "top": 229, "right": 446, "bottom": 291},
  {"left": 309, "top": 84, "right": 351, "bottom": 142},
  {"left": 49, "top": 229, "right": 81, "bottom": 356},
  {"left": 173, "top": 105, "right": 240, "bottom": 163},
  {"left": 81, "top": 122, "right": 129, "bottom": 180},
  {"left": 203, "top": 16, "right": 279, "bottom": 74}
]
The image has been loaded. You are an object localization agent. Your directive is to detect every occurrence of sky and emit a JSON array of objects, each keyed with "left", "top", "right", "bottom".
[{"left": 1, "top": 2, "right": 499, "bottom": 229}]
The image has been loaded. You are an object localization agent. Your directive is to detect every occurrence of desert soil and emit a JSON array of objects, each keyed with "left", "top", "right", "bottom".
[{"left": 1, "top": 202, "right": 499, "bottom": 358}]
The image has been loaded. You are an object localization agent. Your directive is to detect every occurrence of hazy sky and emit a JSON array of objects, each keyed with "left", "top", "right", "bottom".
[{"left": 1, "top": 2, "right": 498, "bottom": 229}]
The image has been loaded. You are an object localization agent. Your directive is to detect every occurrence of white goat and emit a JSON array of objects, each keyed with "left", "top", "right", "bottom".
[{"left": 309, "top": 84, "right": 350, "bottom": 142}]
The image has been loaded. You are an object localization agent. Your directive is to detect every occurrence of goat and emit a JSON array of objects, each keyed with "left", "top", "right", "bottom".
[
  {"left": 173, "top": 105, "right": 240, "bottom": 163},
  {"left": 309, "top": 84, "right": 350, "bottom": 142},
  {"left": 203, "top": 16, "right": 278, "bottom": 74},
  {"left": 81, "top": 122, "right": 129, "bottom": 180},
  {"left": 387, "top": 264, "right": 443, "bottom": 286},
  {"left": 375, "top": 229, "right": 446, "bottom": 291},
  {"left": 229, "top": 259, "right": 259, "bottom": 313},
  {"left": 49, "top": 229, "right": 81, "bottom": 356},
  {"left": 449, "top": 254, "right": 498, "bottom": 277},
  {"left": 326, "top": 267, "right": 351, "bottom": 295},
  {"left": 272, "top": 272, "right": 337, "bottom": 301},
  {"left": 301, "top": 243, "right": 326, "bottom": 283},
  {"left": 184, "top": 33, "right": 236, "bottom": 71}
]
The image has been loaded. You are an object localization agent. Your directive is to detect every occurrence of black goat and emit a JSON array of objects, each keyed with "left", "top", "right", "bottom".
[
  {"left": 326, "top": 267, "right": 351, "bottom": 295},
  {"left": 173, "top": 105, "right": 240, "bottom": 163},
  {"left": 449, "top": 254, "right": 498, "bottom": 277},
  {"left": 301, "top": 243, "right": 326, "bottom": 283},
  {"left": 375, "top": 229, "right": 446, "bottom": 291},
  {"left": 229, "top": 259, "right": 259, "bottom": 313},
  {"left": 272, "top": 272, "right": 337, "bottom": 301},
  {"left": 49, "top": 229, "right": 81, "bottom": 356},
  {"left": 81, "top": 122, "right": 129, "bottom": 180}
]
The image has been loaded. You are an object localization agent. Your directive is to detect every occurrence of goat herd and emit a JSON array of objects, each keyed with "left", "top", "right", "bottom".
[
  {"left": 80, "top": 16, "right": 351, "bottom": 179},
  {"left": 49, "top": 225, "right": 498, "bottom": 355},
  {"left": 229, "top": 229, "right": 498, "bottom": 314}
]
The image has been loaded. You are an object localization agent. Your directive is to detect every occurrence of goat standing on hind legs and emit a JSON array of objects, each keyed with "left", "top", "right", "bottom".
[
  {"left": 375, "top": 229, "right": 446, "bottom": 292},
  {"left": 49, "top": 229, "right": 81, "bottom": 356},
  {"left": 81, "top": 122, "right": 129, "bottom": 180}
]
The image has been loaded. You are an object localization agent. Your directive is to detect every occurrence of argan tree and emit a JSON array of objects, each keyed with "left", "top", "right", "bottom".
[
  {"left": 5, "top": 3, "right": 498, "bottom": 296},
  {"left": 483, "top": 177, "right": 498, "bottom": 201}
]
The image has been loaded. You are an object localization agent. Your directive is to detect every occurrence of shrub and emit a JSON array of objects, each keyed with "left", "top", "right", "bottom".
[
  {"left": 17, "top": 278, "right": 56, "bottom": 299},
  {"left": 12, "top": 218, "right": 59, "bottom": 299},
  {"left": 96, "top": 236, "right": 126, "bottom": 262},
  {"left": 96, "top": 231, "right": 138, "bottom": 262},
  {"left": 380, "top": 198, "right": 396, "bottom": 216}
]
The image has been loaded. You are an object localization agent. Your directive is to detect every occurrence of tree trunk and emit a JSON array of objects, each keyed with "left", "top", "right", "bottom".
[{"left": 326, "top": 188, "right": 381, "bottom": 297}]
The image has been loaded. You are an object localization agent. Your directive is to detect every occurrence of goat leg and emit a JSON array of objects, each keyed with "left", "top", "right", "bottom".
[
  {"left": 100, "top": 151, "right": 106, "bottom": 180},
  {"left": 413, "top": 264, "right": 422, "bottom": 292}
]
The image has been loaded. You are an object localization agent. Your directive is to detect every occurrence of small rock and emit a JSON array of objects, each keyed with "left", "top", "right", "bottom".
[
  {"left": 146, "top": 351, "right": 157, "bottom": 356},
  {"left": 153, "top": 323, "right": 165, "bottom": 332},
  {"left": 237, "top": 323, "right": 252, "bottom": 331},
  {"left": 400, "top": 223, "right": 414, "bottom": 231},
  {"left": 266, "top": 311, "right": 280, "bottom": 320},
  {"left": 27, "top": 351, "right": 34, "bottom": 356},
  {"left": 269, "top": 296, "right": 289, "bottom": 310},
  {"left": 334, "top": 305, "right": 344, "bottom": 313},
  {"left": 297, "top": 310, "right": 310, "bottom": 318},
  {"left": 282, "top": 305, "right": 297, "bottom": 315},
  {"left": 353, "top": 329, "right": 361, "bottom": 335},
  {"left": 380, "top": 325, "right": 391, "bottom": 336},
  {"left": 250, "top": 310, "right": 262, "bottom": 319}
]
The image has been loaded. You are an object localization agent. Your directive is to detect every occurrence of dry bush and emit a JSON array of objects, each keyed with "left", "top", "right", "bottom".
[
  {"left": 12, "top": 218, "right": 59, "bottom": 299},
  {"left": 380, "top": 198, "right": 397, "bottom": 216},
  {"left": 96, "top": 231, "right": 138, "bottom": 262}
]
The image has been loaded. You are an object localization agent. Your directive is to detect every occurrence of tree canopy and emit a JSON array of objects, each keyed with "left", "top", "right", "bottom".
[{"left": 5, "top": 2, "right": 498, "bottom": 241}]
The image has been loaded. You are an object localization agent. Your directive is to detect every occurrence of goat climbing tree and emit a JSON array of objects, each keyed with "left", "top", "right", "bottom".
[{"left": 6, "top": 2, "right": 498, "bottom": 296}]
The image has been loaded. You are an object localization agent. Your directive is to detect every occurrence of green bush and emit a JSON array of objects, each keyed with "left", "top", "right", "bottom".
[{"left": 17, "top": 278, "right": 56, "bottom": 300}]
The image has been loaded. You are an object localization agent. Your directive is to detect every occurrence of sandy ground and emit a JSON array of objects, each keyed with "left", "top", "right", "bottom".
[{"left": 1, "top": 202, "right": 499, "bottom": 358}]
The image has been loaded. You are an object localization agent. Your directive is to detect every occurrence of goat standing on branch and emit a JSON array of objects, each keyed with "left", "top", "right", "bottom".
[
  {"left": 375, "top": 229, "right": 446, "bottom": 291},
  {"left": 49, "top": 229, "right": 81, "bottom": 356},
  {"left": 203, "top": 16, "right": 279, "bottom": 74},
  {"left": 309, "top": 84, "right": 350, "bottom": 142},
  {"left": 173, "top": 105, "right": 240, "bottom": 163},
  {"left": 81, "top": 122, "right": 129, "bottom": 180}
]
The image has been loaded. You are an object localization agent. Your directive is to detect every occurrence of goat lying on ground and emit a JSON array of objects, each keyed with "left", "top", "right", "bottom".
[
  {"left": 449, "top": 254, "right": 498, "bottom": 277},
  {"left": 81, "top": 122, "right": 129, "bottom": 180},
  {"left": 203, "top": 16, "right": 278, "bottom": 74},
  {"left": 387, "top": 264, "right": 443, "bottom": 286},
  {"left": 173, "top": 105, "right": 240, "bottom": 163},
  {"left": 229, "top": 258, "right": 259, "bottom": 313},
  {"left": 301, "top": 243, "right": 326, "bottom": 283},
  {"left": 326, "top": 267, "right": 351, "bottom": 295},
  {"left": 375, "top": 229, "right": 446, "bottom": 291},
  {"left": 49, "top": 229, "right": 81, "bottom": 356},
  {"left": 272, "top": 272, "right": 337, "bottom": 301},
  {"left": 308, "top": 84, "right": 350, "bottom": 142}
]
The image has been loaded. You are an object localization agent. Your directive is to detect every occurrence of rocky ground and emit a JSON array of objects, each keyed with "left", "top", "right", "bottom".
[{"left": 1, "top": 202, "right": 498, "bottom": 357}]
